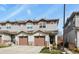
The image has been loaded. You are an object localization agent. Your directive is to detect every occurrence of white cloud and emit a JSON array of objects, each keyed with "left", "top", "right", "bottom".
[
  {"left": 3, "top": 5, "right": 28, "bottom": 20},
  {"left": 27, "top": 9, "right": 31, "bottom": 15},
  {"left": 0, "top": 6, "right": 6, "bottom": 11}
]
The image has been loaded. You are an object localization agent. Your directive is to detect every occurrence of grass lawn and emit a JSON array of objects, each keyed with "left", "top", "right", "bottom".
[
  {"left": 40, "top": 47, "right": 63, "bottom": 54},
  {"left": 0, "top": 44, "right": 11, "bottom": 48}
]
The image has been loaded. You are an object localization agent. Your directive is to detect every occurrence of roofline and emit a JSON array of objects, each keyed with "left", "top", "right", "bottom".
[
  {"left": 64, "top": 12, "right": 79, "bottom": 27},
  {"left": 0, "top": 30, "right": 58, "bottom": 35},
  {"left": 0, "top": 19, "right": 59, "bottom": 24},
  {"left": 67, "top": 12, "right": 79, "bottom": 21}
]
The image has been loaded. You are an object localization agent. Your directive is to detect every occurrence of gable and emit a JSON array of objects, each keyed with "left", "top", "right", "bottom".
[
  {"left": 16, "top": 31, "right": 28, "bottom": 36},
  {"left": 33, "top": 31, "right": 47, "bottom": 36}
]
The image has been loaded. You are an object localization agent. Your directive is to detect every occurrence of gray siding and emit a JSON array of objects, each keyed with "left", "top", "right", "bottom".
[
  {"left": 67, "top": 30, "right": 76, "bottom": 44},
  {"left": 0, "top": 23, "right": 58, "bottom": 32},
  {"left": 75, "top": 15, "right": 79, "bottom": 27},
  {"left": 65, "top": 14, "right": 79, "bottom": 47}
]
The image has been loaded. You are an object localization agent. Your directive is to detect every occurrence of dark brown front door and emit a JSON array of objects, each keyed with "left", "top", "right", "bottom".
[
  {"left": 19, "top": 36, "right": 28, "bottom": 45},
  {"left": 35, "top": 36, "right": 45, "bottom": 46}
]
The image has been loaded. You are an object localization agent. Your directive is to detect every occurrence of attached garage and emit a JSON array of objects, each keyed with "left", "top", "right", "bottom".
[
  {"left": 34, "top": 36, "right": 45, "bottom": 46},
  {"left": 19, "top": 36, "right": 28, "bottom": 45}
]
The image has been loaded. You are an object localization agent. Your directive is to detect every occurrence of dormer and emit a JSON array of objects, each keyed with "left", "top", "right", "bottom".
[
  {"left": 6, "top": 21, "right": 11, "bottom": 26},
  {"left": 38, "top": 19, "right": 46, "bottom": 28}
]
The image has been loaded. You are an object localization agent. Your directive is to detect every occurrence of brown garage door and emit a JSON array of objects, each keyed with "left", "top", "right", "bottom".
[
  {"left": 35, "top": 36, "right": 45, "bottom": 46},
  {"left": 19, "top": 36, "right": 28, "bottom": 45}
]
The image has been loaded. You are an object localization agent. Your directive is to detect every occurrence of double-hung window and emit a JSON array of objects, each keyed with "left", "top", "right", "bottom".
[
  {"left": 39, "top": 22, "right": 46, "bottom": 28},
  {"left": 6, "top": 26, "right": 11, "bottom": 29},
  {"left": 27, "top": 24, "right": 33, "bottom": 29}
]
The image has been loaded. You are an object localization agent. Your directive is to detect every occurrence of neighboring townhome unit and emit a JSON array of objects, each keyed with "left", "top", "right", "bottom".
[
  {"left": 0, "top": 19, "right": 59, "bottom": 46},
  {"left": 64, "top": 12, "right": 79, "bottom": 49}
]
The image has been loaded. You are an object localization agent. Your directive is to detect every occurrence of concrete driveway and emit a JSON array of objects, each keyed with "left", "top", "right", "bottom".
[{"left": 0, "top": 46, "right": 44, "bottom": 54}]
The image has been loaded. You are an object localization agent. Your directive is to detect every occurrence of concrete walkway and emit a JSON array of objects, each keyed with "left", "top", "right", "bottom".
[{"left": 0, "top": 46, "right": 44, "bottom": 54}]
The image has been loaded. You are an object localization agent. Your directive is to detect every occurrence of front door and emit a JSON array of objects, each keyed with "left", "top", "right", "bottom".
[{"left": 49, "top": 35, "right": 55, "bottom": 44}]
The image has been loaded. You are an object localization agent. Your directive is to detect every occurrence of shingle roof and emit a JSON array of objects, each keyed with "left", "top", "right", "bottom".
[{"left": 0, "top": 19, "right": 59, "bottom": 24}]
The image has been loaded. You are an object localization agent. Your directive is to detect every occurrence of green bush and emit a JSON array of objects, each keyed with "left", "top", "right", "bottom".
[
  {"left": 40, "top": 47, "right": 62, "bottom": 54},
  {"left": 40, "top": 47, "right": 50, "bottom": 53},
  {"left": 50, "top": 50, "right": 62, "bottom": 54}
]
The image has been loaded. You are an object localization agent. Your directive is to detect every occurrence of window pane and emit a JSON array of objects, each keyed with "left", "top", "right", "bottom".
[
  {"left": 39, "top": 26, "right": 42, "bottom": 28},
  {"left": 43, "top": 26, "right": 46, "bottom": 28}
]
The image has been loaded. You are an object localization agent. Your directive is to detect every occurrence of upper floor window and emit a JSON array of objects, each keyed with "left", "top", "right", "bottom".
[
  {"left": 43, "top": 25, "right": 46, "bottom": 28},
  {"left": 6, "top": 26, "right": 11, "bottom": 29},
  {"left": 26, "top": 24, "right": 33, "bottom": 29},
  {"left": 39, "top": 22, "right": 46, "bottom": 28},
  {"left": 39, "top": 26, "right": 42, "bottom": 28},
  {"left": 27, "top": 26, "right": 32, "bottom": 29}
]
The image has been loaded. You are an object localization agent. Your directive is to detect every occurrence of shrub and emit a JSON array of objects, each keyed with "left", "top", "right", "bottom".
[
  {"left": 40, "top": 47, "right": 63, "bottom": 54},
  {"left": 40, "top": 47, "right": 50, "bottom": 53},
  {"left": 50, "top": 50, "right": 62, "bottom": 54},
  {"left": 75, "top": 49, "right": 79, "bottom": 53}
]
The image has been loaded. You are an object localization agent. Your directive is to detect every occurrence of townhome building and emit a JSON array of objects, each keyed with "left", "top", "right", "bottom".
[
  {"left": 64, "top": 12, "right": 79, "bottom": 49},
  {"left": 0, "top": 19, "right": 59, "bottom": 46}
]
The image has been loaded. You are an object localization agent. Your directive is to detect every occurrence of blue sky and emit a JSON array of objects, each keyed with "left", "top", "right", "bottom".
[{"left": 0, "top": 4, "right": 79, "bottom": 35}]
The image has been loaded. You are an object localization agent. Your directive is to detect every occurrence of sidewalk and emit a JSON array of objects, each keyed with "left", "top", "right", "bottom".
[{"left": 64, "top": 48, "right": 73, "bottom": 54}]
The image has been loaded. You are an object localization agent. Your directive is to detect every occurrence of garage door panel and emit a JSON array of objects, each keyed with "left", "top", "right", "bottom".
[
  {"left": 35, "top": 36, "right": 45, "bottom": 46},
  {"left": 19, "top": 36, "right": 28, "bottom": 45}
]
